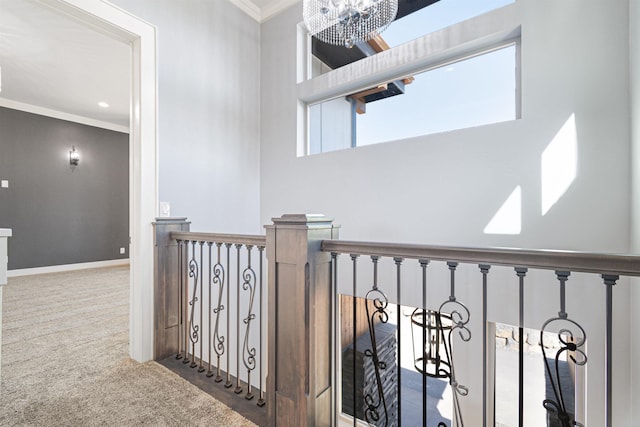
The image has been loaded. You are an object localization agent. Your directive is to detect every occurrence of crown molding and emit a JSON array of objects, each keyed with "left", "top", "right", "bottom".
[
  {"left": 260, "top": 0, "right": 300, "bottom": 21},
  {"left": 0, "top": 98, "right": 129, "bottom": 133},
  {"left": 228, "top": 0, "right": 261, "bottom": 21},
  {"left": 228, "top": 0, "right": 300, "bottom": 23}
]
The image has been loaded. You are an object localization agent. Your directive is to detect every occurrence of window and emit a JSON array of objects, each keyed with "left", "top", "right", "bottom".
[
  {"left": 299, "top": 0, "right": 521, "bottom": 155},
  {"left": 309, "top": 0, "right": 516, "bottom": 78},
  {"left": 309, "top": 45, "right": 517, "bottom": 153}
]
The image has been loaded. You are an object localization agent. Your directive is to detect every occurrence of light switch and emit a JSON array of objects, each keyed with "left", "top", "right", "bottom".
[
  {"left": 1, "top": 180, "right": 8, "bottom": 188},
  {"left": 159, "top": 201, "right": 171, "bottom": 217}
]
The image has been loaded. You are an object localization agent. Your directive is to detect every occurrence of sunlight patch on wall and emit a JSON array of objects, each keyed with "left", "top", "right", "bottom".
[
  {"left": 484, "top": 186, "right": 522, "bottom": 235},
  {"left": 541, "top": 114, "right": 578, "bottom": 216}
]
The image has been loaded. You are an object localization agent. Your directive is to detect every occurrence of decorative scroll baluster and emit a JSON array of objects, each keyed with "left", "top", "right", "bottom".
[
  {"left": 198, "top": 241, "right": 205, "bottom": 372},
  {"left": 206, "top": 242, "right": 213, "bottom": 375},
  {"left": 258, "top": 245, "right": 266, "bottom": 407},
  {"left": 209, "top": 242, "right": 226, "bottom": 380},
  {"left": 540, "top": 270, "right": 587, "bottom": 427},
  {"left": 436, "top": 261, "right": 471, "bottom": 427},
  {"left": 235, "top": 244, "right": 243, "bottom": 394},
  {"left": 188, "top": 240, "right": 200, "bottom": 368},
  {"left": 363, "top": 256, "right": 390, "bottom": 426},
  {"left": 241, "top": 245, "right": 258, "bottom": 400},
  {"left": 225, "top": 243, "right": 232, "bottom": 388}
]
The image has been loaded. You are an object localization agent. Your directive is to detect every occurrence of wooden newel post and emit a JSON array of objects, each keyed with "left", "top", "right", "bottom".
[
  {"left": 153, "top": 217, "right": 190, "bottom": 360},
  {"left": 266, "top": 214, "right": 339, "bottom": 426}
]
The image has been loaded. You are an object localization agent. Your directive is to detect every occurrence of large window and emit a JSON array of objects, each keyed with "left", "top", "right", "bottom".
[
  {"left": 310, "top": 0, "right": 516, "bottom": 78},
  {"left": 300, "top": 0, "right": 521, "bottom": 155}
]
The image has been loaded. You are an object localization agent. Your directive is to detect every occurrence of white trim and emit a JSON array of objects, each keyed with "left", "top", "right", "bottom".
[
  {"left": 228, "top": 0, "right": 261, "bottom": 22},
  {"left": 226, "top": 0, "right": 300, "bottom": 23},
  {"left": 260, "top": 0, "right": 300, "bottom": 22},
  {"left": 0, "top": 97, "right": 129, "bottom": 133},
  {"left": 40, "top": 0, "right": 159, "bottom": 363},
  {"left": 8, "top": 259, "right": 130, "bottom": 277}
]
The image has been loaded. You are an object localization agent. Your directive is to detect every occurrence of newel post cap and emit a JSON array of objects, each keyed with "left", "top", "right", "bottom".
[{"left": 268, "top": 213, "right": 335, "bottom": 228}]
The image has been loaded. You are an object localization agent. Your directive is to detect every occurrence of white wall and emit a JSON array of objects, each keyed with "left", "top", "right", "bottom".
[
  {"left": 110, "top": 0, "right": 261, "bottom": 234},
  {"left": 262, "top": 1, "right": 630, "bottom": 252},
  {"left": 629, "top": 0, "right": 640, "bottom": 422},
  {"left": 261, "top": 0, "right": 633, "bottom": 424}
]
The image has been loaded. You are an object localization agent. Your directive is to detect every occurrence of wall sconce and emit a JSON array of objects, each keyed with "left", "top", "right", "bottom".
[{"left": 69, "top": 146, "right": 80, "bottom": 166}]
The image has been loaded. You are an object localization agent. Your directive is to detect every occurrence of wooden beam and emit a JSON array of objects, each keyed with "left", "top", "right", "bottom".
[
  {"left": 353, "top": 97, "right": 366, "bottom": 115},
  {"left": 349, "top": 83, "right": 388, "bottom": 99},
  {"left": 367, "top": 35, "right": 391, "bottom": 53}
]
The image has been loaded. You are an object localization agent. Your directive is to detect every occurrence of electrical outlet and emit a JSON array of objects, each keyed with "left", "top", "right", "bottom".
[
  {"left": 119, "top": 247, "right": 125, "bottom": 254},
  {"left": 1, "top": 180, "right": 8, "bottom": 188}
]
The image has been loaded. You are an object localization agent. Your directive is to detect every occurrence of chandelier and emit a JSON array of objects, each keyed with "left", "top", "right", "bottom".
[{"left": 303, "top": 0, "right": 398, "bottom": 48}]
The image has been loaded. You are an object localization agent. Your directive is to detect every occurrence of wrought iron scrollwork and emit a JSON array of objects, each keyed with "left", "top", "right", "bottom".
[
  {"left": 412, "top": 261, "right": 470, "bottom": 427},
  {"left": 540, "top": 271, "right": 586, "bottom": 427},
  {"left": 362, "top": 256, "right": 390, "bottom": 427},
  {"left": 187, "top": 241, "right": 200, "bottom": 367},
  {"left": 241, "top": 246, "right": 258, "bottom": 399},
  {"left": 363, "top": 287, "right": 390, "bottom": 426},
  {"left": 211, "top": 243, "right": 226, "bottom": 381},
  {"left": 437, "top": 297, "right": 471, "bottom": 425}
]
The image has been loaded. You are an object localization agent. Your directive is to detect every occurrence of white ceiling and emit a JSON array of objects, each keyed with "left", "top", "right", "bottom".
[
  {"left": 0, "top": 0, "right": 131, "bottom": 129},
  {"left": 0, "top": 0, "right": 296, "bottom": 131}
]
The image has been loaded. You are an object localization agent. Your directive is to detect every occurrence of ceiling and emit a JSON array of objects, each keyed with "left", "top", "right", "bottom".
[
  {"left": 0, "top": 0, "right": 297, "bottom": 130},
  {"left": 0, "top": 0, "right": 131, "bottom": 129}
]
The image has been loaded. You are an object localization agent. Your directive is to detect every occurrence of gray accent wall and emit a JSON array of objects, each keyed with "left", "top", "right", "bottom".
[{"left": 0, "top": 107, "right": 129, "bottom": 269}]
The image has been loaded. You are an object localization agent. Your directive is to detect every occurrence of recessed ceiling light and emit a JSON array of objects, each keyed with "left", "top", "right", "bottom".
[{"left": 98, "top": 101, "right": 109, "bottom": 108}]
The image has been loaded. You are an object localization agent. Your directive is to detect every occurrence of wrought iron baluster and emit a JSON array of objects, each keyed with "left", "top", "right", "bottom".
[
  {"left": 183, "top": 240, "right": 190, "bottom": 364},
  {"left": 351, "top": 253, "right": 358, "bottom": 427},
  {"left": 207, "top": 242, "right": 213, "bottom": 376},
  {"left": 394, "top": 257, "right": 403, "bottom": 427},
  {"left": 210, "top": 242, "right": 226, "bottom": 381},
  {"left": 363, "top": 256, "right": 389, "bottom": 427},
  {"left": 176, "top": 239, "right": 184, "bottom": 360},
  {"left": 436, "top": 262, "right": 470, "bottom": 427},
  {"left": 198, "top": 241, "right": 205, "bottom": 372},
  {"left": 419, "top": 259, "right": 429, "bottom": 427},
  {"left": 188, "top": 240, "right": 200, "bottom": 368},
  {"left": 241, "top": 245, "right": 258, "bottom": 400},
  {"left": 515, "top": 267, "right": 528, "bottom": 427},
  {"left": 235, "top": 243, "right": 243, "bottom": 394},
  {"left": 331, "top": 252, "right": 339, "bottom": 426},
  {"left": 602, "top": 274, "right": 618, "bottom": 427},
  {"left": 225, "top": 243, "right": 232, "bottom": 388},
  {"left": 539, "top": 270, "right": 587, "bottom": 427},
  {"left": 479, "top": 264, "right": 491, "bottom": 427},
  {"left": 257, "top": 246, "right": 266, "bottom": 407}
]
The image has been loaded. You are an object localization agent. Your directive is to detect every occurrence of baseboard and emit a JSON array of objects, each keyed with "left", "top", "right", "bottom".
[{"left": 7, "top": 259, "right": 130, "bottom": 277}]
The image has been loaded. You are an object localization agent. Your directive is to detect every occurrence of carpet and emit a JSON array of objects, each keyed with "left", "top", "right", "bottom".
[{"left": 0, "top": 266, "right": 256, "bottom": 426}]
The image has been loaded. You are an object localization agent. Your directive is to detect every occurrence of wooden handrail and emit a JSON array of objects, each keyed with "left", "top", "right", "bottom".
[
  {"left": 171, "top": 231, "right": 266, "bottom": 247},
  {"left": 321, "top": 240, "right": 640, "bottom": 277}
]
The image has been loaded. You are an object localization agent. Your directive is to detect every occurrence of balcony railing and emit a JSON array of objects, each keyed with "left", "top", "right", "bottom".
[{"left": 154, "top": 215, "right": 640, "bottom": 427}]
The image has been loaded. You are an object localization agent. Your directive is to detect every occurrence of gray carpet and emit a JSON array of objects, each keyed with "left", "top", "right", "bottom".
[{"left": 1, "top": 266, "right": 256, "bottom": 426}]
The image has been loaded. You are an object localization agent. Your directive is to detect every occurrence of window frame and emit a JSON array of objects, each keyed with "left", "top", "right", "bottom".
[{"left": 296, "top": 2, "right": 522, "bottom": 156}]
